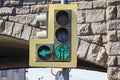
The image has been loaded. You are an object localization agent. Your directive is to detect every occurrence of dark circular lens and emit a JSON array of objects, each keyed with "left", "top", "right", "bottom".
[
  {"left": 56, "top": 10, "right": 69, "bottom": 26},
  {"left": 38, "top": 45, "right": 51, "bottom": 60},
  {"left": 55, "top": 28, "right": 68, "bottom": 43}
]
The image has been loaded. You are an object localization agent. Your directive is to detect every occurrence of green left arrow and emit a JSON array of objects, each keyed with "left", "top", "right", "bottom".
[{"left": 39, "top": 49, "right": 51, "bottom": 57}]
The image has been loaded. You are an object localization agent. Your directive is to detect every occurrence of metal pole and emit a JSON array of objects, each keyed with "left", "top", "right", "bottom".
[
  {"left": 62, "top": 68, "right": 69, "bottom": 80},
  {"left": 61, "top": 0, "right": 69, "bottom": 80},
  {"left": 61, "top": 0, "right": 68, "bottom": 4}
]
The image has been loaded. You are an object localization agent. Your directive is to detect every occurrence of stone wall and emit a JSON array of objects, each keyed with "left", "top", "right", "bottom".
[
  {"left": 0, "top": 0, "right": 48, "bottom": 40},
  {"left": 74, "top": 0, "right": 108, "bottom": 67},
  {"left": 0, "top": 0, "right": 120, "bottom": 80},
  {"left": 107, "top": 0, "right": 120, "bottom": 80}
]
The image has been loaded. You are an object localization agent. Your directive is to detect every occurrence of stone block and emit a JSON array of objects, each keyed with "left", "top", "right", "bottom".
[
  {"left": 117, "top": 30, "right": 120, "bottom": 41},
  {"left": 79, "top": 36, "right": 94, "bottom": 42},
  {"left": 26, "top": 14, "right": 37, "bottom": 26},
  {"left": 91, "top": 22, "right": 107, "bottom": 35},
  {"left": 117, "top": 5, "right": 120, "bottom": 19},
  {"left": 12, "top": 23, "right": 23, "bottom": 38},
  {"left": 102, "top": 35, "right": 108, "bottom": 44},
  {"left": 77, "top": 40, "right": 90, "bottom": 58},
  {"left": 9, "top": 15, "right": 26, "bottom": 24},
  {"left": 0, "top": 20, "right": 5, "bottom": 33},
  {"left": 117, "top": 56, "right": 120, "bottom": 66},
  {"left": 107, "top": 30, "right": 117, "bottom": 42},
  {"left": 73, "top": 1, "right": 92, "bottom": 10},
  {"left": 108, "top": 67, "right": 119, "bottom": 80},
  {"left": 0, "top": 16, "right": 8, "bottom": 20},
  {"left": 30, "top": 27, "right": 47, "bottom": 39},
  {"left": 79, "top": 35, "right": 102, "bottom": 45},
  {"left": 23, "top": 0, "right": 36, "bottom": 5},
  {"left": 36, "top": 0, "right": 46, "bottom": 4},
  {"left": 3, "top": 21, "right": 14, "bottom": 35},
  {"left": 107, "top": 20, "right": 120, "bottom": 30},
  {"left": 37, "top": 0, "right": 51, "bottom": 4},
  {"left": 86, "top": 9, "right": 105, "bottom": 22},
  {"left": 105, "top": 43, "right": 109, "bottom": 54},
  {"left": 21, "top": 25, "right": 32, "bottom": 40},
  {"left": 108, "top": 56, "right": 117, "bottom": 67},
  {"left": 77, "top": 23, "right": 91, "bottom": 36},
  {"left": 118, "top": 68, "right": 120, "bottom": 79},
  {"left": 96, "top": 47, "right": 107, "bottom": 66},
  {"left": 86, "top": 44, "right": 100, "bottom": 62},
  {"left": 92, "top": 35, "right": 102, "bottom": 45},
  {"left": 108, "top": 42, "right": 120, "bottom": 55},
  {"left": 93, "top": 1, "right": 106, "bottom": 8},
  {"left": 0, "top": 7, "right": 15, "bottom": 16},
  {"left": 77, "top": 10, "right": 86, "bottom": 23},
  {"left": 50, "top": 0, "right": 60, "bottom": 4},
  {"left": 16, "top": 6, "right": 30, "bottom": 15},
  {"left": 108, "top": 0, "right": 120, "bottom": 5},
  {"left": 31, "top": 5, "right": 48, "bottom": 14},
  {"left": 106, "top": 6, "right": 117, "bottom": 20},
  {"left": 3, "top": 0, "right": 22, "bottom": 7}
]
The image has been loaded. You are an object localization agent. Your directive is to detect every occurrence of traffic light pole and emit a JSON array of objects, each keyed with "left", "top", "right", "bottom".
[
  {"left": 62, "top": 68, "right": 69, "bottom": 80},
  {"left": 61, "top": 0, "right": 69, "bottom": 80},
  {"left": 61, "top": 0, "right": 68, "bottom": 4}
]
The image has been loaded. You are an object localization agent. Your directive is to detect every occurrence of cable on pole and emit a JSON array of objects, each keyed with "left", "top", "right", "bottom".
[
  {"left": 69, "top": 68, "right": 71, "bottom": 72},
  {"left": 51, "top": 68, "right": 56, "bottom": 76}
]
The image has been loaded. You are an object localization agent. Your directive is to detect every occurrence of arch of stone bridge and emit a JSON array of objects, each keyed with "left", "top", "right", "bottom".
[{"left": 0, "top": 34, "right": 107, "bottom": 72}]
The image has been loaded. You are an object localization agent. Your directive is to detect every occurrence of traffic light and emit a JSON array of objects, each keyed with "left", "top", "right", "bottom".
[{"left": 29, "top": 4, "right": 77, "bottom": 68}]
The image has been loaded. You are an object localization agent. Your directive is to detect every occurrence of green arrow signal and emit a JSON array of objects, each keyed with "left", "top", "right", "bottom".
[{"left": 39, "top": 49, "right": 51, "bottom": 57}]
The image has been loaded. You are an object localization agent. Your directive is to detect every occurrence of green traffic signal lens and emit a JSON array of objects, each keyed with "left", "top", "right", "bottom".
[
  {"left": 55, "top": 45, "right": 69, "bottom": 60},
  {"left": 38, "top": 45, "right": 51, "bottom": 60},
  {"left": 55, "top": 28, "right": 68, "bottom": 43},
  {"left": 56, "top": 10, "right": 69, "bottom": 26}
]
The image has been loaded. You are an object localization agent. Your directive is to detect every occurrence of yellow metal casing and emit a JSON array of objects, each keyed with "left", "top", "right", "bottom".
[{"left": 29, "top": 4, "right": 77, "bottom": 68}]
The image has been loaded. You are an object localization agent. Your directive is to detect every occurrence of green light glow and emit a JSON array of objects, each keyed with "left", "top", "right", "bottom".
[
  {"left": 38, "top": 49, "right": 50, "bottom": 57},
  {"left": 55, "top": 45, "right": 69, "bottom": 60}
]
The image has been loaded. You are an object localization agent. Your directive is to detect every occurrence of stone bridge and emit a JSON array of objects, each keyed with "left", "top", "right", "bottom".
[{"left": 0, "top": 0, "right": 120, "bottom": 80}]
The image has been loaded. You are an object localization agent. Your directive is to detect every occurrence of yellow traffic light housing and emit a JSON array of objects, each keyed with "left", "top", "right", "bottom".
[{"left": 29, "top": 4, "right": 77, "bottom": 68}]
